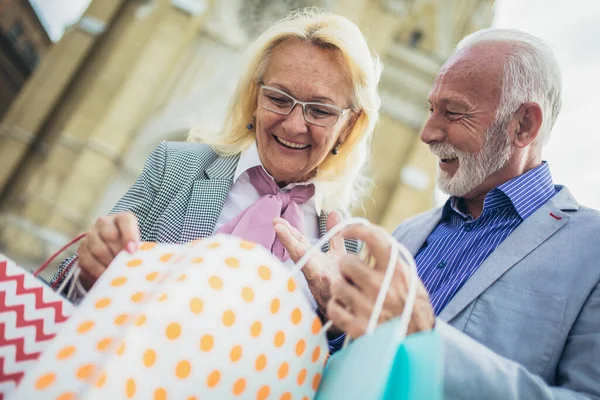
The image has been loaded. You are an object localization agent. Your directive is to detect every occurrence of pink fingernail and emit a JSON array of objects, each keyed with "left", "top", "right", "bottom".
[{"left": 126, "top": 241, "right": 137, "bottom": 254}]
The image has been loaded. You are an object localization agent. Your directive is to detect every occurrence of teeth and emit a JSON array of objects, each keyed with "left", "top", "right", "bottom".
[{"left": 276, "top": 136, "right": 309, "bottom": 149}]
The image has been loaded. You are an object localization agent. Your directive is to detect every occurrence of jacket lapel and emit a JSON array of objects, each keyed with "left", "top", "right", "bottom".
[
  {"left": 439, "top": 186, "right": 578, "bottom": 322},
  {"left": 179, "top": 153, "right": 240, "bottom": 242}
]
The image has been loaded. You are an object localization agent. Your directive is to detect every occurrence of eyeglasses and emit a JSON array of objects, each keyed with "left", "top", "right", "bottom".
[{"left": 259, "top": 85, "right": 351, "bottom": 127}]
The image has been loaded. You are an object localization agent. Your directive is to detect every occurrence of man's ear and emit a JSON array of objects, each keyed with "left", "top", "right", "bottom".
[{"left": 512, "top": 102, "right": 543, "bottom": 148}]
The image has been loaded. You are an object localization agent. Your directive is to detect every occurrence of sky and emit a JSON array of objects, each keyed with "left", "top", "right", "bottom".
[{"left": 26, "top": 0, "right": 600, "bottom": 209}]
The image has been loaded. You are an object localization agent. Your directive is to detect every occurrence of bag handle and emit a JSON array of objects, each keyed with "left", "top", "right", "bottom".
[{"left": 292, "top": 217, "right": 418, "bottom": 342}]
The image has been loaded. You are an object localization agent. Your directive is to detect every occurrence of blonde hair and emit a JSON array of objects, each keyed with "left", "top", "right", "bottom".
[{"left": 188, "top": 8, "right": 382, "bottom": 212}]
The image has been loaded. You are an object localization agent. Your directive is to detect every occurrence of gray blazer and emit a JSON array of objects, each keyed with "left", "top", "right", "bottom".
[
  {"left": 53, "top": 141, "right": 357, "bottom": 283},
  {"left": 393, "top": 186, "right": 600, "bottom": 399}
]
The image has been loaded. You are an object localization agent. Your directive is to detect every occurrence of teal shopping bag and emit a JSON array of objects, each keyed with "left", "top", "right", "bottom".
[{"left": 315, "top": 321, "right": 443, "bottom": 400}]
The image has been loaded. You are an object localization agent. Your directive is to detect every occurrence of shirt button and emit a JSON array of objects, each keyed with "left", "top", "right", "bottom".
[
  {"left": 436, "top": 261, "right": 446, "bottom": 269},
  {"left": 464, "top": 224, "right": 473, "bottom": 232}
]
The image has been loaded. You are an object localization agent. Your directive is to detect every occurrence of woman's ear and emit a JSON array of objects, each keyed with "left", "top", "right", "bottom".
[
  {"left": 512, "top": 102, "right": 543, "bottom": 148},
  {"left": 338, "top": 111, "right": 361, "bottom": 145}
]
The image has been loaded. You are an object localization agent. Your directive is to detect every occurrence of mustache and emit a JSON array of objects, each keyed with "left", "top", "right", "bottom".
[{"left": 429, "top": 142, "right": 462, "bottom": 159}]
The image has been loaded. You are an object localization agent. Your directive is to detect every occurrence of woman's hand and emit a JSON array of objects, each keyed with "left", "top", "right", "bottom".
[
  {"left": 274, "top": 211, "right": 346, "bottom": 312},
  {"left": 77, "top": 211, "right": 140, "bottom": 289}
]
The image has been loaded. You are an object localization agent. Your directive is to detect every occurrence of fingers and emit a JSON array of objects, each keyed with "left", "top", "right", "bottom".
[
  {"left": 327, "top": 211, "right": 347, "bottom": 254},
  {"left": 274, "top": 222, "right": 307, "bottom": 263},
  {"left": 273, "top": 217, "right": 311, "bottom": 247},
  {"left": 327, "top": 299, "right": 369, "bottom": 339},
  {"left": 331, "top": 277, "right": 374, "bottom": 317},
  {"left": 338, "top": 254, "right": 382, "bottom": 296},
  {"left": 77, "top": 238, "right": 109, "bottom": 284},
  {"left": 342, "top": 224, "right": 392, "bottom": 271},
  {"left": 114, "top": 212, "right": 140, "bottom": 253}
]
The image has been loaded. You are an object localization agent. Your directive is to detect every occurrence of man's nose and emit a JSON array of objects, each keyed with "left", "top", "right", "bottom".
[{"left": 420, "top": 114, "right": 447, "bottom": 145}]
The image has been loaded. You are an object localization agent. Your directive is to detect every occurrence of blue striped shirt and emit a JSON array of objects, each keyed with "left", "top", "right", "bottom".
[{"left": 416, "top": 162, "right": 556, "bottom": 315}]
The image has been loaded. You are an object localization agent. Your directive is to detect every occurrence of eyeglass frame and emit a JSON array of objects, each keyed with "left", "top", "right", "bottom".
[{"left": 259, "top": 84, "right": 351, "bottom": 127}]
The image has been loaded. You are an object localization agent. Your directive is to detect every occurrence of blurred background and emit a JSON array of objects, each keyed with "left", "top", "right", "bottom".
[{"left": 0, "top": 0, "right": 597, "bottom": 277}]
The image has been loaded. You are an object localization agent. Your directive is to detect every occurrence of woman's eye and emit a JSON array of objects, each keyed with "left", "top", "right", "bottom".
[
  {"left": 268, "top": 96, "right": 291, "bottom": 106},
  {"left": 309, "top": 107, "right": 333, "bottom": 117}
]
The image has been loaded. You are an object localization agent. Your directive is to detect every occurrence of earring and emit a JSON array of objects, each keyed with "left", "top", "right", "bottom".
[
  {"left": 246, "top": 122, "right": 254, "bottom": 130},
  {"left": 332, "top": 143, "right": 340, "bottom": 155}
]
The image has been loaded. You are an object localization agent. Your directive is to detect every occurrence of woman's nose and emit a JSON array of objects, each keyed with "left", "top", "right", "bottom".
[{"left": 281, "top": 104, "right": 309, "bottom": 134}]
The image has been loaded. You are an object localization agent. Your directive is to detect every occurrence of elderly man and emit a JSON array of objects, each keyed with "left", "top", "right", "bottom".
[{"left": 275, "top": 28, "right": 600, "bottom": 399}]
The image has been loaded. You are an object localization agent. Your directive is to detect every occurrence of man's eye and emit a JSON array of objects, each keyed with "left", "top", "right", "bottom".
[{"left": 446, "top": 111, "right": 462, "bottom": 117}]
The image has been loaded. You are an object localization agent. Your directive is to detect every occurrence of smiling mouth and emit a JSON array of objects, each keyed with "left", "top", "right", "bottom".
[
  {"left": 274, "top": 135, "right": 310, "bottom": 150},
  {"left": 440, "top": 157, "right": 458, "bottom": 163}
]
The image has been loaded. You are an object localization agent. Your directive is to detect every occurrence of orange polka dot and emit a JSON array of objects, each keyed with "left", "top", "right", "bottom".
[
  {"left": 200, "top": 334, "right": 214, "bottom": 352},
  {"left": 255, "top": 354, "right": 267, "bottom": 371},
  {"left": 232, "top": 378, "right": 246, "bottom": 396},
  {"left": 312, "top": 347, "right": 321, "bottom": 363},
  {"left": 258, "top": 265, "right": 271, "bottom": 280},
  {"left": 250, "top": 321, "right": 262, "bottom": 338},
  {"left": 56, "top": 392, "right": 76, "bottom": 400},
  {"left": 207, "top": 370, "right": 221, "bottom": 388},
  {"left": 274, "top": 331, "right": 285, "bottom": 347},
  {"left": 95, "top": 372, "right": 107, "bottom": 388},
  {"left": 131, "top": 291, "right": 145, "bottom": 303},
  {"left": 270, "top": 298, "right": 280, "bottom": 314},
  {"left": 157, "top": 293, "right": 168, "bottom": 302},
  {"left": 116, "top": 341, "right": 126, "bottom": 356},
  {"left": 177, "top": 274, "right": 187, "bottom": 281},
  {"left": 312, "top": 373, "right": 322, "bottom": 391},
  {"left": 280, "top": 392, "right": 292, "bottom": 400},
  {"left": 143, "top": 349, "right": 157, "bottom": 367},
  {"left": 96, "top": 337, "right": 112, "bottom": 352},
  {"left": 311, "top": 316, "right": 322, "bottom": 334},
  {"left": 240, "top": 241, "right": 255, "bottom": 249},
  {"left": 297, "top": 368, "right": 307, "bottom": 385},
  {"left": 302, "top": 397, "right": 310, "bottom": 400},
  {"left": 295, "top": 339, "right": 306, "bottom": 356},
  {"left": 222, "top": 310, "right": 235, "bottom": 327},
  {"left": 94, "top": 297, "right": 111, "bottom": 309},
  {"left": 241, "top": 286, "right": 254, "bottom": 302},
  {"left": 127, "top": 259, "right": 143, "bottom": 267},
  {"left": 114, "top": 313, "right": 129, "bottom": 326},
  {"left": 287, "top": 277, "right": 296, "bottom": 292},
  {"left": 166, "top": 323, "right": 181, "bottom": 340},
  {"left": 76, "top": 363, "right": 95, "bottom": 380},
  {"left": 277, "top": 362, "right": 289, "bottom": 379},
  {"left": 140, "top": 242, "right": 156, "bottom": 250},
  {"left": 35, "top": 372, "right": 56, "bottom": 390},
  {"left": 291, "top": 308, "right": 302, "bottom": 325},
  {"left": 77, "top": 320, "right": 94, "bottom": 334},
  {"left": 209, "top": 275, "right": 223, "bottom": 290},
  {"left": 225, "top": 257, "right": 240, "bottom": 268},
  {"left": 190, "top": 297, "right": 204, "bottom": 315},
  {"left": 160, "top": 253, "right": 173, "bottom": 262},
  {"left": 154, "top": 387, "right": 167, "bottom": 400},
  {"left": 230, "top": 345, "right": 242, "bottom": 362},
  {"left": 187, "top": 397, "right": 198, "bottom": 400},
  {"left": 135, "top": 314, "right": 147, "bottom": 327},
  {"left": 126, "top": 378, "right": 136, "bottom": 398},
  {"left": 56, "top": 345, "right": 76, "bottom": 360},
  {"left": 146, "top": 272, "right": 159, "bottom": 282},
  {"left": 111, "top": 276, "right": 127, "bottom": 287},
  {"left": 257, "top": 385, "right": 270, "bottom": 400},
  {"left": 176, "top": 360, "right": 191, "bottom": 379},
  {"left": 207, "top": 242, "right": 220, "bottom": 249},
  {"left": 192, "top": 257, "right": 204, "bottom": 263}
]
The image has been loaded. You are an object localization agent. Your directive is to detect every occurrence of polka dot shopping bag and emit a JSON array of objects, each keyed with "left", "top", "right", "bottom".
[{"left": 12, "top": 235, "right": 329, "bottom": 399}]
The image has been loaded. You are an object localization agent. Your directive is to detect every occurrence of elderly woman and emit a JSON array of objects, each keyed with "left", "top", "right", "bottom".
[{"left": 52, "top": 9, "right": 381, "bottom": 318}]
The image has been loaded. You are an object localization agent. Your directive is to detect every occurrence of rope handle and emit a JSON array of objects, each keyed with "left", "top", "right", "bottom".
[{"left": 33, "top": 233, "right": 86, "bottom": 286}]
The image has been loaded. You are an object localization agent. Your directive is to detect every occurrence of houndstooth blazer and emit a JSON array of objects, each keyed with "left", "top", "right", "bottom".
[{"left": 52, "top": 141, "right": 359, "bottom": 284}]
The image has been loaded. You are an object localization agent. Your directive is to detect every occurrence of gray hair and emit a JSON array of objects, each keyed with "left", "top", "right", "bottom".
[{"left": 455, "top": 28, "right": 562, "bottom": 146}]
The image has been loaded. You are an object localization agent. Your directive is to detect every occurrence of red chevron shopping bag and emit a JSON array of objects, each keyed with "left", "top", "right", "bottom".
[{"left": 0, "top": 255, "right": 74, "bottom": 399}]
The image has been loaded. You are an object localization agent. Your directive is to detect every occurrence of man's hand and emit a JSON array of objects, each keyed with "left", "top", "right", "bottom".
[
  {"left": 274, "top": 211, "right": 346, "bottom": 312},
  {"left": 327, "top": 223, "right": 435, "bottom": 339}
]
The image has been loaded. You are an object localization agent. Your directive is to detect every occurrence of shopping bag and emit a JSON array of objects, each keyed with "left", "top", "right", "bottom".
[
  {"left": 314, "top": 218, "right": 444, "bottom": 400},
  {"left": 13, "top": 235, "right": 328, "bottom": 399},
  {"left": 0, "top": 255, "right": 74, "bottom": 399}
]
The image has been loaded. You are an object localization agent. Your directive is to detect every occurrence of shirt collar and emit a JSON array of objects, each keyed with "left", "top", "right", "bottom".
[
  {"left": 234, "top": 141, "right": 323, "bottom": 214},
  {"left": 442, "top": 162, "right": 555, "bottom": 221}
]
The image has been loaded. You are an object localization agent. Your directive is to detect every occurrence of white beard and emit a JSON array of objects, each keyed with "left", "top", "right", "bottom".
[{"left": 431, "top": 117, "right": 514, "bottom": 197}]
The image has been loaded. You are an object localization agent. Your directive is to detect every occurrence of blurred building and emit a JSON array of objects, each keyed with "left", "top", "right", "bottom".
[
  {"left": 0, "top": 0, "right": 494, "bottom": 274},
  {"left": 0, "top": 0, "right": 51, "bottom": 119}
]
